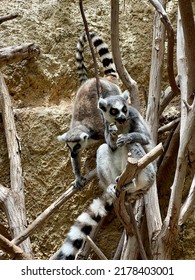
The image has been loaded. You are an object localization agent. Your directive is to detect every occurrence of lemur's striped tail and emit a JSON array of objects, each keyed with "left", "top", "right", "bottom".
[
  {"left": 76, "top": 32, "right": 118, "bottom": 84},
  {"left": 52, "top": 190, "right": 114, "bottom": 260}
]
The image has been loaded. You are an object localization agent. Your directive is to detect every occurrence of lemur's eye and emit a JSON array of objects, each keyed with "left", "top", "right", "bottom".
[
  {"left": 110, "top": 108, "right": 119, "bottom": 115},
  {"left": 122, "top": 106, "right": 127, "bottom": 113}
]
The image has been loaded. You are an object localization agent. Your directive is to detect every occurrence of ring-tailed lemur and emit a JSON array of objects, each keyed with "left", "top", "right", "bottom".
[
  {"left": 96, "top": 91, "right": 156, "bottom": 200},
  {"left": 52, "top": 93, "right": 156, "bottom": 260},
  {"left": 58, "top": 32, "right": 121, "bottom": 189}
]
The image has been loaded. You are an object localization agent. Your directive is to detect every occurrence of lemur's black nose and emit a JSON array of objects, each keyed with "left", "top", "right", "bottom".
[{"left": 116, "top": 116, "right": 127, "bottom": 124}]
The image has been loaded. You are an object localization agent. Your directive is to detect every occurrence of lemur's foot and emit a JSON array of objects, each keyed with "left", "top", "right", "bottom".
[
  {"left": 73, "top": 176, "right": 86, "bottom": 190},
  {"left": 106, "top": 184, "right": 117, "bottom": 199}
]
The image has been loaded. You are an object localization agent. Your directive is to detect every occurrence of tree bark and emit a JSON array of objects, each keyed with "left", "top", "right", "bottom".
[
  {"left": 153, "top": 8, "right": 195, "bottom": 258},
  {"left": 178, "top": 0, "right": 195, "bottom": 102},
  {"left": 0, "top": 73, "right": 32, "bottom": 256},
  {"left": 0, "top": 234, "right": 31, "bottom": 260},
  {"left": 0, "top": 43, "right": 40, "bottom": 68},
  {"left": 110, "top": 0, "right": 140, "bottom": 111}
]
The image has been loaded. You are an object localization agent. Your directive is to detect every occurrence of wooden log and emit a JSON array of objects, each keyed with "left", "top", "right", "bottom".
[
  {"left": 0, "top": 234, "right": 31, "bottom": 260},
  {"left": 0, "top": 43, "right": 40, "bottom": 68},
  {"left": 0, "top": 73, "right": 32, "bottom": 256}
]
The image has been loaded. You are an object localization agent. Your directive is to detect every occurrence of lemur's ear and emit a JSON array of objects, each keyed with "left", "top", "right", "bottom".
[
  {"left": 98, "top": 98, "right": 107, "bottom": 112},
  {"left": 57, "top": 132, "right": 68, "bottom": 142},
  {"left": 80, "top": 132, "right": 89, "bottom": 140},
  {"left": 121, "top": 90, "right": 129, "bottom": 101}
]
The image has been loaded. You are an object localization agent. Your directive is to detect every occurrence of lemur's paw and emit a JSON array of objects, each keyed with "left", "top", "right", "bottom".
[
  {"left": 107, "top": 184, "right": 117, "bottom": 199},
  {"left": 73, "top": 176, "right": 86, "bottom": 190},
  {"left": 116, "top": 134, "right": 131, "bottom": 147},
  {"left": 109, "top": 123, "right": 118, "bottom": 137}
]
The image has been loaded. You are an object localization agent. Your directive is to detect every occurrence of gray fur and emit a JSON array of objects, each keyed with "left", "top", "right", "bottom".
[
  {"left": 58, "top": 32, "right": 121, "bottom": 189},
  {"left": 97, "top": 93, "right": 156, "bottom": 200}
]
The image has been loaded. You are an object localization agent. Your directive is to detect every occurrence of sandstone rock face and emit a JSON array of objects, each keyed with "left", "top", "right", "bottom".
[{"left": 0, "top": 0, "right": 194, "bottom": 259}]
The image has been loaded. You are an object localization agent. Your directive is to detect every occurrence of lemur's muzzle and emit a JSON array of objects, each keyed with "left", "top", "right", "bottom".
[{"left": 115, "top": 116, "right": 127, "bottom": 125}]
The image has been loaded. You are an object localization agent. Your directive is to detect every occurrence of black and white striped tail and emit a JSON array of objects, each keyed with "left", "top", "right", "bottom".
[
  {"left": 52, "top": 193, "right": 113, "bottom": 260},
  {"left": 76, "top": 32, "right": 118, "bottom": 84}
]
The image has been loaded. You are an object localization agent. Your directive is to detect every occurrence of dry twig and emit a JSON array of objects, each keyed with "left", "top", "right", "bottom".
[{"left": 79, "top": 0, "right": 101, "bottom": 97}]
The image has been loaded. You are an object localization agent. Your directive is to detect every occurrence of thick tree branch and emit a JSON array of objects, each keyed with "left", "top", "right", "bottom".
[
  {"left": 154, "top": 9, "right": 195, "bottom": 257},
  {"left": 146, "top": 0, "right": 166, "bottom": 142},
  {"left": 178, "top": 0, "right": 195, "bottom": 102},
  {"left": 179, "top": 175, "right": 195, "bottom": 226},
  {"left": 0, "top": 73, "right": 32, "bottom": 255},
  {"left": 0, "top": 234, "right": 31, "bottom": 260},
  {"left": 114, "top": 143, "right": 163, "bottom": 259},
  {"left": 0, "top": 43, "right": 40, "bottom": 68},
  {"left": 149, "top": 0, "right": 180, "bottom": 98},
  {"left": 110, "top": 0, "right": 140, "bottom": 111}
]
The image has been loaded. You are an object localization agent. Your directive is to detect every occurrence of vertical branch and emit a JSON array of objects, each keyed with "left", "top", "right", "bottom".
[
  {"left": 110, "top": 0, "right": 140, "bottom": 111},
  {"left": 178, "top": 0, "right": 195, "bottom": 102},
  {"left": 146, "top": 0, "right": 166, "bottom": 141},
  {"left": 154, "top": 8, "right": 195, "bottom": 259},
  {"left": 0, "top": 73, "right": 32, "bottom": 256},
  {"left": 179, "top": 175, "right": 195, "bottom": 226},
  {"left": 144, "top": 0, "right": 166, "bottom": 259},
  {"left": 148, "top": 0, "right": 180, "bottom": 100},
  {"left": 79, "top": 0, "right": 101, "bottom": 97}
]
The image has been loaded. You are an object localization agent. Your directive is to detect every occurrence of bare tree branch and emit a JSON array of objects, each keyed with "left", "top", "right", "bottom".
[
  {"left": 149, "top": 0, "right": 180, "bottom": 98},
  {"left": 146, "top": 0, "right": 166, "bottom": 142},
  {"left": 0, "top": 73, "right": 32, "bottom": 256},
  {"left": 86, "top": 236, "right": 107, "bottom": 260},
  {"left": 114, "top": 143, "right": 163, "bottom": 258},
  {"left": 110, "top": 0, "right": 140, "bottom": 111},
  {"left": 11, "top": 169, "right": 96, "bottom": 247},
  {"left": 178, "top": 0, "right": 195, "bottom": 102},
  {"left": 0, "top": 43, "right": 40, "bottom": 68},
  {"left": 158, "top": 117, "right": 180, "bottom": 134},
  {"left": 0, "top": 13, "right": 18, "bottom": 24},
  {"left": 0, "top": 234, "right": 31, "bottom": 260},
  {"left": 79, "top": 0, "right": 101, "bottom": 97},
  {"left": 179, "top": 175, "right": 195, "bottom": 226},
  {"left": 154, "top": 8, "right": 195, "bottom": 258}
]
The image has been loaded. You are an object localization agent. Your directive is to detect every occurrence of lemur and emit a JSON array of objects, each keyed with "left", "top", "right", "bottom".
[
  {"left": 58, "top": 32, "right": 121, "bottom": 189},
  {"left": 52, "top": 92, "right": 156, "bottom": 260},
  {"left": 96, "top": 91, "right": 156, "bottom": 200}
]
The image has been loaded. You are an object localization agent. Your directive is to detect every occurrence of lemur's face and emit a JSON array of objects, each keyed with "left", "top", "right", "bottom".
[
  {"left": 57, "top": 130, "right": 89, "bottom": 158},
  {"left": 98, "top": 92, "right": 129, "bottom": 126}
]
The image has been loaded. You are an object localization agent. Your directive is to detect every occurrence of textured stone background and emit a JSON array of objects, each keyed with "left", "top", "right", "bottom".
[{"left": 0, "top": 0, "right": 194, "bottom": 259}]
